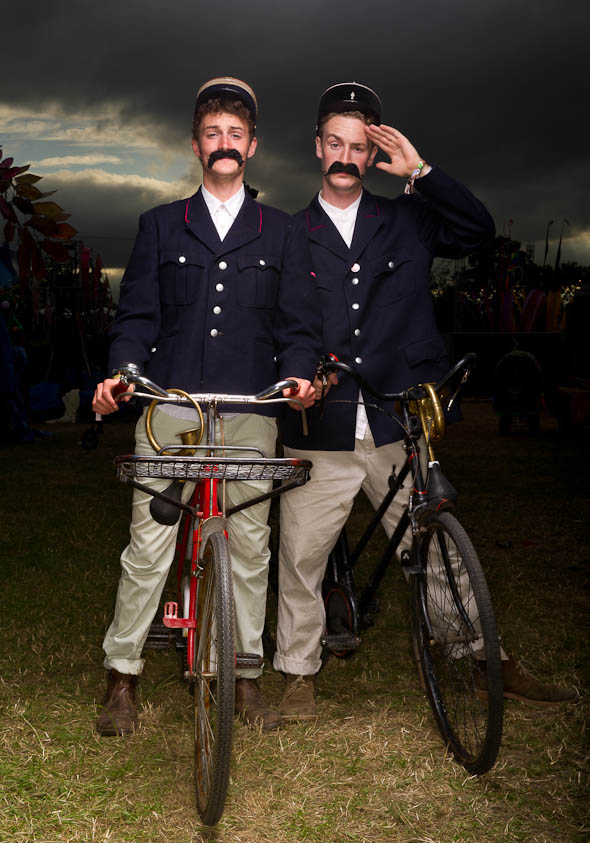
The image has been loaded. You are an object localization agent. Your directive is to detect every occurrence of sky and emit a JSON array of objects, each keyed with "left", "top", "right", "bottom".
[{"left": 2, "top": 0, "right": 588, "bottom": 295}]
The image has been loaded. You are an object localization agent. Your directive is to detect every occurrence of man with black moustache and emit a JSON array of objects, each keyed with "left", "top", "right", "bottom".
[{"left": 275, "top": 82, "right": 578, "bottom": 718}]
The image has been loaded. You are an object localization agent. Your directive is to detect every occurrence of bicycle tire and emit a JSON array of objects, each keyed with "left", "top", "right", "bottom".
[
  {"left": 193, "top": 529, "right": 235, "bottom": 825},
  {"left": 410, "top": 511, "right": 503, "bottom": 774}
]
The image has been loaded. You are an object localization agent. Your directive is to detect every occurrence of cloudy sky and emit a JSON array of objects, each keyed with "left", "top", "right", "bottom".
[{"left": 2, "top": 0, "right": 588, "bottom": 293}]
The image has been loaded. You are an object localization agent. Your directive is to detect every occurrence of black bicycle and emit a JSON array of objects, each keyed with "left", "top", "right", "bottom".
[{"left": 270, "top": 353, "right": 504, "bottom": 775}]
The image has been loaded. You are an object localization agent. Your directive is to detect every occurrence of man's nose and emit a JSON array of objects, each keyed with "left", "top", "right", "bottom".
[{"left": 340, "top": 146, "right": 352, "bottom": 163}]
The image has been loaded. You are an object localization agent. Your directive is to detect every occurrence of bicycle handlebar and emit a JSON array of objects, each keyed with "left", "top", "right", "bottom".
[
  {"left": 111, "top": 365, "right": 307, "bottom": 433},
  {"left": 317, "top": 353, "right": 477, "bottom": 404}
]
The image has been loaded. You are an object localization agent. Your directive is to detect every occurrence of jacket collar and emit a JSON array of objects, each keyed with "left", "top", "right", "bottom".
[
  {"left": 184, "top": 187, "right": 262, "bottom": 254},
  {"left": 305, "top": 189, "right": 384, "bottom": 262}
]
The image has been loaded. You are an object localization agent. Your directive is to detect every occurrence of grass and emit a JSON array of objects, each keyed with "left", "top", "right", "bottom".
[{"left": 0, "top": 402, "right": 588, "bottom": 842}]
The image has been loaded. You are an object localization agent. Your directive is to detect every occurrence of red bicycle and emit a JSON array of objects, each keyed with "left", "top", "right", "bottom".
[{"left": 111, "top": 365, "right": 311, "bottom": 825}]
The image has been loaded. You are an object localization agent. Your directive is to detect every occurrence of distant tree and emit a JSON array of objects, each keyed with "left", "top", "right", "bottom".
[{"left": 0, "top": 147, "right": 115, "bottom": 380}]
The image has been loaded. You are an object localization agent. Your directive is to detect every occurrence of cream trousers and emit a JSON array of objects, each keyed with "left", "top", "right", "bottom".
[
  {"left": 275, "top": 428, "right": 504, "bottom": 676},
  {"left": 103, "top": 407, "right": 277, "bottom": 678}
]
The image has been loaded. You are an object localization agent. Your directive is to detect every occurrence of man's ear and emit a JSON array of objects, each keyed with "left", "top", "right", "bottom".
[
  {"left": 367, "top": 142, "right": 378, "bottom": 168},
  {"left": 247, "top": 136, "right": 257, "bottom": 159},
  {"left": 315, "top": 135, "right": 323, "bottom": 160},
  {"left": 191, "top": 138, "right": 202, "bottom": 160}
]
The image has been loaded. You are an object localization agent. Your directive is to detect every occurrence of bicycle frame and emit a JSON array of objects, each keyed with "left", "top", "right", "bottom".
[
  {"left": 319, "top": 354, "right": 475, "bottom": 647},
  {"left": 113, "top": 378, "right": 312, "bottom": 678}
]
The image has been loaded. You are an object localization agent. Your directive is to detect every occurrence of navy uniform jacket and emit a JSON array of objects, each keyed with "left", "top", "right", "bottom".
[
  {"left": 281, "top": 166, "right": 495, "bottom": 449},
  {"left": 109, "top": 188, "right": 322, "bottom": 415}
]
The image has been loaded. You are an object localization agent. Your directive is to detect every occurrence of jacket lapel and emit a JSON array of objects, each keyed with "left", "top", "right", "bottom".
[
  {"left": 216, "top": 192, "right": 262, "bottom": 255},
  {"left": 304, "top": 195, "right": 350, "bottom": 264},
  {"left": 349, "top": 190, "right": 385, "bottom": 260},
  {"left": 184, "top": 188, "right": 221, "bottom": 254}
]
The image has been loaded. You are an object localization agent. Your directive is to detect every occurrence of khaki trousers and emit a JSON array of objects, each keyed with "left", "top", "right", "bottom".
[
  {"left": 103, "top": 408, "right": 277, "bottom": 678},
  {"left": 275, "top": 429, "right": 504, "bottom": 676}
]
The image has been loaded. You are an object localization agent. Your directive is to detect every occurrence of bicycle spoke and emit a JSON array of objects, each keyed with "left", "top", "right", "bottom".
[{"left": 411, "top": 512, "right": 503, "bottom": 774}]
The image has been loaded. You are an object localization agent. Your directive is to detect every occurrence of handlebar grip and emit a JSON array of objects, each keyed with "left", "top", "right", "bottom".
[{"left": 111, "top": 378, "right": 129, "bottom": 398}]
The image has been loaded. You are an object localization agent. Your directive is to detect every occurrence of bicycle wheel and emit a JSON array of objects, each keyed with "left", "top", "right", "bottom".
[
  {"left": 410, "top": 511, "right": 503, "bottom": 774},
  {"left": 193, "top": 529, "right": 235, "bottom": 825}
]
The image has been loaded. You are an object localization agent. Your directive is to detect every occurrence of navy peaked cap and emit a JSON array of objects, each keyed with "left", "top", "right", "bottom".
[{"left": 317, "top": 82, "right": 381, "bottom": 131}]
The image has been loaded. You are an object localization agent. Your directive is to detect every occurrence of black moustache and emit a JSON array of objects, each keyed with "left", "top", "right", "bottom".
[
  {"left": 324, "top": 161, "right": 362, "bottom": 179},
  {"left": 207, "top": 148, "right": 244, "bottom": 169}
]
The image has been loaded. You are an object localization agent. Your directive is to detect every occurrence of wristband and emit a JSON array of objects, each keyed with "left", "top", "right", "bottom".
[{"left": 404, "top": 160, "right": 425, "bottom": 195}]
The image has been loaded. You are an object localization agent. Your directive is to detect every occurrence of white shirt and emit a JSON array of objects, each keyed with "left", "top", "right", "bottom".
[
  {"left": 317, "top": 191, "right": 368, "bottom": 440},
  {"left": 318, "top": 190, "right": 362, "bottom": 249},
  {"left": 202, "top": 183, "right": 245, "bottom": 240}
]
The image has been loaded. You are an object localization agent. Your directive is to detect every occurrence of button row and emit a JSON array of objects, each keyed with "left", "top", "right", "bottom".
[{"left": 178, "top": 257, "right": 272, "bottom": 270}]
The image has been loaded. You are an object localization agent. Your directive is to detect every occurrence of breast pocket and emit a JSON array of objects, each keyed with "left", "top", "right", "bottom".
[
  {"left": 370, "top": 253, "right": 414, "bottom": 305},
  {"left": 159, "top": 250, "right": 205, "bottom": 305},
  {"left": 236, "top": 254, "right": 281, "bottom": 308}
]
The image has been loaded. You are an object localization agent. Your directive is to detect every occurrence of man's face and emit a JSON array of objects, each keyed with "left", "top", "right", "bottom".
[
  {"left": 316, "top": 114, "right": 377, "bottom": 194},
  {"left": 192, "top": 110, "right": 256, "bottom": 177}
]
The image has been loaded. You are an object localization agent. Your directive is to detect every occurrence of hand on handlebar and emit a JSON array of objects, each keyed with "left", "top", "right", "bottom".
[
  {"left": 284, "top": 377, "right": 315, "bottom": 410},
  {"left": 312, "top": 372, "right": 338, "bottom": 401},
  {"left": 92, "top": 377, "right": 135, "bottom": 415}
]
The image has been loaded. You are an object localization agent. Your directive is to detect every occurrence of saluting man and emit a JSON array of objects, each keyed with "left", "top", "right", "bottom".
[
  {"left": 275, "top": 82, "right": 578, "bottom": 719},
  {"left": 93, "top": 77, "right": 321, "bottom": 734}
]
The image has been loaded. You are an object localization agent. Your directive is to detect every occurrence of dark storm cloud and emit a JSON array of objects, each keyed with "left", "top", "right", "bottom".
[{"left": 3, "top": 0, "right": 589, "bottom": 267}]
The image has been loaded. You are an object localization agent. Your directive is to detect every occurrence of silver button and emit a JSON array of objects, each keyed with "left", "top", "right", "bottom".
[
  {"left": 351, "top": 262, "right": 360, "bottom": 272},
  {"left": 259, "top": 259, "right": 266, "bottom": 266},
  {"left": 352, "top": 277, "right": 359, "bottom": 285},
  {"left": 213, "top": 306, "right": 221, "bottom": 315},
  {"left": 216, "top": 283, "right": 224, "bottom": 292},
  {"left": 355, "top": 357, "right": 363, "bottom": 364},
  {"left": 388, "top": 260, "right": 395, "bottom": 269},
  {"left": 151, "top": 346, "right": 157, "bottom": 352},
  {"left": 218, "top": 261, "right": 227, "bottom": 270},
  {"left": 354, "top": 329, "right": 360, "bottom": 336},
  {"left": 352, "top": 303, "right": 360, "bottom": 310},
  {"left": 210, "top": 328, "right": 219, "bottom": 337},
  {"left": 178, "top": 255, "right": 186, "bottom": 264}
]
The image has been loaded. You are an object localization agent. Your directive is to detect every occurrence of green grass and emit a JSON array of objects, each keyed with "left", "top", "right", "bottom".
[{"left": 0, "top": 404, "right": 588, "bottom": 842}]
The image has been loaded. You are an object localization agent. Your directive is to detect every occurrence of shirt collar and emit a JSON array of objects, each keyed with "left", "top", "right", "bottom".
[
  {"left": 201, "top": 183, "right": 245, "bottom": 219},
  {"left": 318, "top": 189, "right": 363, "bottom": 219}
]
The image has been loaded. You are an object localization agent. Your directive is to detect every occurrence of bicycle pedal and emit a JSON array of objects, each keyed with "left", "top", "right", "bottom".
[
  {"left": 163, "top": 601, "right": 195, "bottom": 629},
  {"left": 321, "top": 633, "right": 361, "bottom": 652},
  {"left": 235, "top": 652, "right": 264, "bottom": 670},
  {"left": 142, "top": 622, "right": 176, "bottom": 651},
  {"left": 400, "top": 550, "right": 421, "bottom": 576}
]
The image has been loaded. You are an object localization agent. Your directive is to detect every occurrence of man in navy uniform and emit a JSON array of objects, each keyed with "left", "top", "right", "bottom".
[
  {"left": 275, "top": 82, "right": 578, "bottom": 718},
  {"left": 93, "top": 77, "right": 321, "bottom": 734}
]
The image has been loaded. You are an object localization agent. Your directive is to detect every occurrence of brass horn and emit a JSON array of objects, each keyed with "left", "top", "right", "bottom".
[
  {"left": 145, "top": 388, "right": 205, "bottom": 455},
  {"left": 409, "top": 382, "right": 446, "bottom": 461}
]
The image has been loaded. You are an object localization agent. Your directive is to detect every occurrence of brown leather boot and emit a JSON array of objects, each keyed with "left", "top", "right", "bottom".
[
  {"left": 279, "top": 674, "right": 317, "bottom": 721},
  {"left": 96, "top": 670, "right": 139, "bottom": 736},
  {"left": 234, "top": 678, "right": 284, "bottom": 731},
  {"left": 476, "top": 658, "right": 578, "bottom": 706}
]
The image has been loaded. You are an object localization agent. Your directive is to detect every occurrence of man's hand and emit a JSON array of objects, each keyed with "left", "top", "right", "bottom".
[
  {"left": 365, "top": 124, "right": 432, "bottom": 179},
  {"left": 92, "top": 377, "right": 134, "bottom": 415},
  {"left": 283, "top": 377, "right": 315, "bottom": 410},
  {"left": 312, "top": 372, "right": 339, "bottom": 402}
]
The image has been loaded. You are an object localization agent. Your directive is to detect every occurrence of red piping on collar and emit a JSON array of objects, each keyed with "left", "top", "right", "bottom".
[
  {"left": 185, "top": 199, "right": 190, "bottom": 223},
  {"left": 366, "top": 199, "right": 380, "bottom": 218},
  {"left": 306, "top": 208, "right": 325, "bottom": 232},
  {"left": 258, "top": 205, "right": 262, "bottom": 233}
]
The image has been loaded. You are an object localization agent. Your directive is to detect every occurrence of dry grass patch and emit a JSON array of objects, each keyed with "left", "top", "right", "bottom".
[{"left": 0, "top": 405, "right": 588, "bottom": 842}]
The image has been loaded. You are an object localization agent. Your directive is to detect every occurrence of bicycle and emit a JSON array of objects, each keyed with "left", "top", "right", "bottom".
[
  {"left": 110, "top": 364, "right": 311, "bottom": 825},
  {"left": 270, "top": 352, "right": 503, "bottom": 774}
]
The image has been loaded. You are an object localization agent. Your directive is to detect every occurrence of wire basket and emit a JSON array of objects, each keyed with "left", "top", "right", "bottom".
[{"left": 114, "top": 454, "right": 312, "bottom": 483}]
